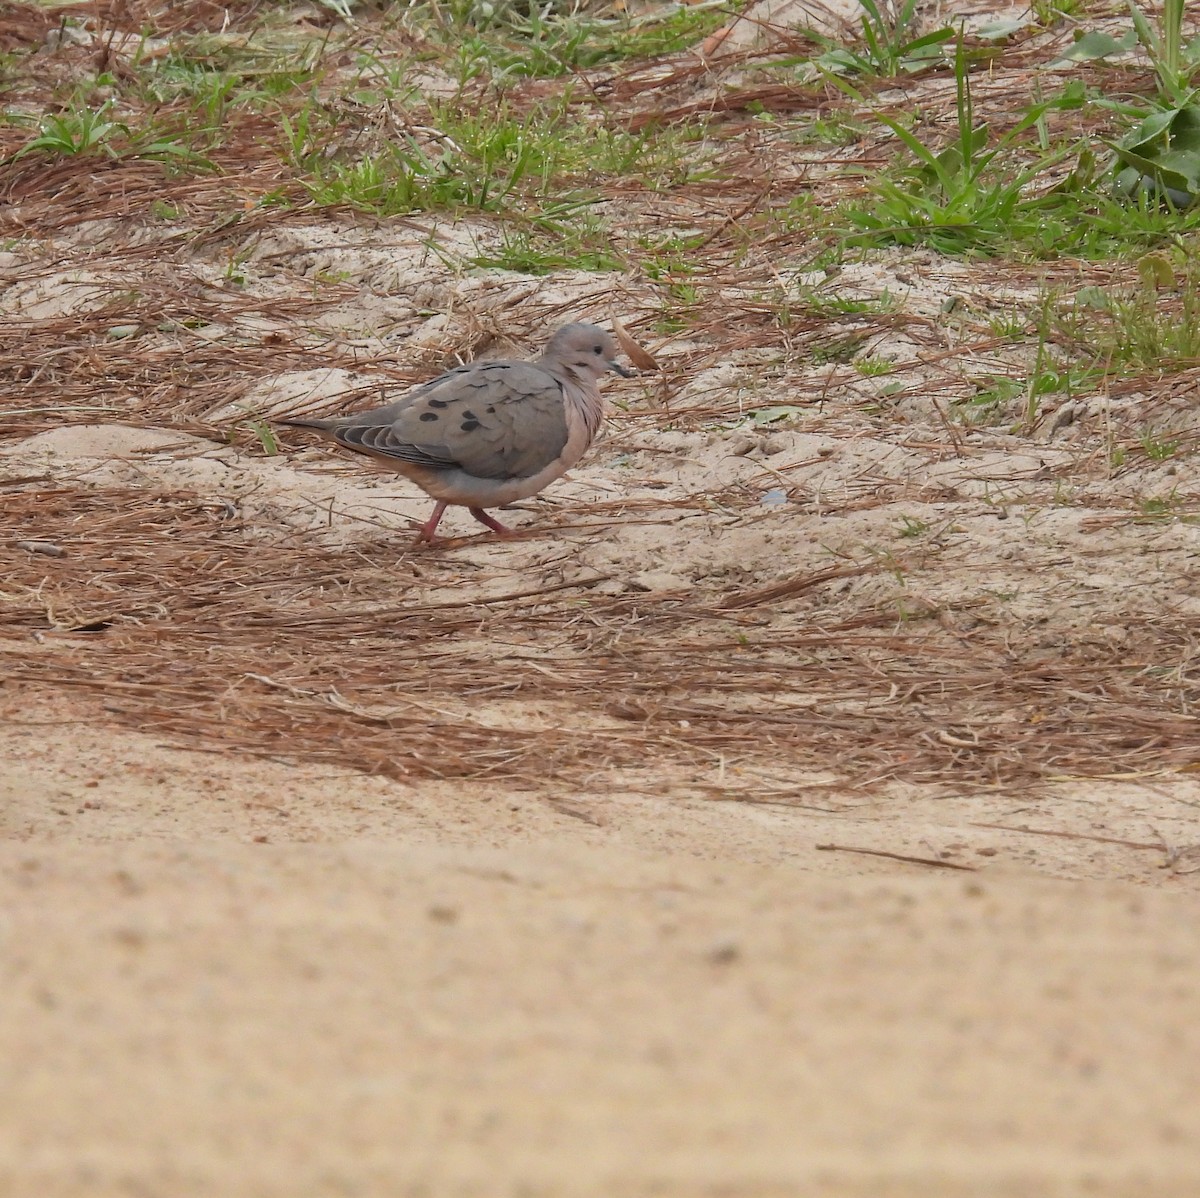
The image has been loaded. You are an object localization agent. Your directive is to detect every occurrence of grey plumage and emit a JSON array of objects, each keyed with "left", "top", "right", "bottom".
[{"left": 279, "top": 323, "right": 632, "bottom": 543}]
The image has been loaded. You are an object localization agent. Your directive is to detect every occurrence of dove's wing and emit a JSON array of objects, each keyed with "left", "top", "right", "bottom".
[{"left": 330, "top": 361, "right": 570, "bottom": 482}]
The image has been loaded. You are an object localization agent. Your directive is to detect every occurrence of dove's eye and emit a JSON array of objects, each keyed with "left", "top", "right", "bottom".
[{"left": 593, "top": 345, "right": 603, "bottom": 354}]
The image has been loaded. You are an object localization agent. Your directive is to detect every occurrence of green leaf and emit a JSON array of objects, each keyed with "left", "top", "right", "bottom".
[
  {"left": 901, "top": 28, "right": 955, "bottom": 52},
  {"left": 1074, "top": 286, "right": 1112, "bottom": 310},
  {"left": 1108, "top": 103, "right": 1200, "bottom": 200},
  {"left": 1160, "top": 105, "right": 1200, "bottom": 152},
  {"left": 875, "top": 112, "right": 955, "bottom": 186},
  {"left": 1127, "top": 4, "right": 1160, "bottom": 58},
  {"left": 1113, "top": 164, "right": 1145, "bottom": 197},
  {"left": 246, "top": 420, "right": 279, "bottom": 456},
  {"left": 974, "top": 17, "right": 1028, "bottom": 40},
  {"left": 1138, "top": 252, "right": 1176, "bottom": 289},
  {"left": 1122, "top": 108, "right": 1184, "bottom": 152},
  {"left": 1108, "top": 140, "right": 1200, "bottom": 196},
  {"left": 1051, "top": 29, "right": 1137, "bottom": 65},
  {"left": 814, "top": 47, "right": 863, "bottom": 75},
  {"left": 750, "top": 405, "right": 805, "bottom": 426},
  {"left": 918, "top": 123, "right": 989, "bottom": 185}
]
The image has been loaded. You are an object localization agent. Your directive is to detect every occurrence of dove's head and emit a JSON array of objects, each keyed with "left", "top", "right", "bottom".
[{"left": 542, "top": 323, "right": 634, "bottom": 383}]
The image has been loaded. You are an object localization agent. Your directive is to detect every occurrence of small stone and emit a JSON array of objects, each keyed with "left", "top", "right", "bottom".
[
  {"left": 628, "top": 571, "right": 683, "bottom": 593},
  {"left": 707, "top": 937, "right": 741, "bottom": 965},
  {"left": 16, "top": 540, "right": 66, "bottom": 557},
  {"left": 1037, "top": 402, "right": 1076, "bottom": 443}
]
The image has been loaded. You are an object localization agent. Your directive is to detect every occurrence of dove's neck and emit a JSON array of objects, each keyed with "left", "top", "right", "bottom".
[{"left": 546, "top": 366, "right": 605, "bottom": 442}]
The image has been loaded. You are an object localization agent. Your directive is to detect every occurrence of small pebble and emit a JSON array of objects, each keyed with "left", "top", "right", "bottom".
[
  {"left": 16, "top": 540, "right": 66, "bottom": 557},
  {"left": 707, "top": 938, "right": 741, "bottom": 965}
]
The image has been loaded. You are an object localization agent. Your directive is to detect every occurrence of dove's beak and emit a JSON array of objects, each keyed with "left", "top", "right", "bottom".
[{"left": 609, "top": 360, "right": 636, "bottom": 378}]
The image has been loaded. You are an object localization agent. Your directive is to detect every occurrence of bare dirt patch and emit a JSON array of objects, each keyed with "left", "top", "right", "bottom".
[{"left": 4, "top": 1, "right": 1200, "bottom": 1193}]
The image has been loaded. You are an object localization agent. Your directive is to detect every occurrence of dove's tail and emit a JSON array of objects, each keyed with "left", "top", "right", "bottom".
[{"left": 275, "top": 416, "right": 339, "bottom": 432}]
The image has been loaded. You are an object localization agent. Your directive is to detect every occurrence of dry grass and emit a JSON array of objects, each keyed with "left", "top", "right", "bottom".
[
  {"left": 3, "top": 480, "right": 1199, "bottom": 790},
  {"left": 4, "top": 0, "right": 1200, "bottom": 793}
]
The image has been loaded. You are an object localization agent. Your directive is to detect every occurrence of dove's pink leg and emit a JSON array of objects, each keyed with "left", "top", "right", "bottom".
[
  {"left": 415, "top": 501, "right": 449, "bottom": 544},
  {"left": 469, "top": 507, "right": 514, "bottom": 536}
]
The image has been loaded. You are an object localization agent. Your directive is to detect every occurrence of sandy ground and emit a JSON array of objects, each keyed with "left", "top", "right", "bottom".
[
  {"left": 6, "top": 239, "right": 1200, "bottom": 1195},
  {"left": 3, "top": 708, "right": 1200, "bottom": 1197},
  {"left": 5, "top": 7, "right": 1200, "bottom": 1191},
  {"left": 5, "top": 246, "right": 1200, "bottom": 1196}
]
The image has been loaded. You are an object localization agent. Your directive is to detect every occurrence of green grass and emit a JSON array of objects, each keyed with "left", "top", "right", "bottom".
[
  {"left": 1023, "top": 152, "right": 1200, "bottom": 258},
  {"left": 1058, "top": 0, "right": 1199, "bottom": 106},
  {"left": 639, "top": 232, "right": 706, "bottom": 280},
  {"left": 897, "top": 515, "right": 932, "bottom": 538},
  {"left": 21, "top": 0, "right": 1200, "bottom": 380},
  {"left": 6, "top": 99, "right": 216, "bottom": 172},
  {"left": 763, "top": 0, "right": 952, "bottom": 82},
  {"left": 471, "top": 217, "right": 623, "bottom": 274},
  {"left": 137, "top": 57, "right": 244, "bottom": 113},
  {"left": 831, "top": 39, "right": 1075, "bottom": 256},
  {"left": 956, "top": 375, "right": 1025, "bottom": 425},
  {"left": 1139, "top": 489, "right": 1182, "bottom": 519},
  {"left": 798, "top": 286, "right": 897, "bottom": 317},
  {"left": 283, "top": 94, "right": 714, "bottom": 216},
  {"left": 12, "top": 103, "right": 122, "bottom": 156},
  {"left": 988, "top": 308, "right": 1030, "bottom": 338},
  {"left": 826, "top": 59, "right": 1200, "bottom": 261},
  {"left": 781, "top": 111, "right": 873, "bottom": 146},
  {"left": 0, "top": 2, "right": 728, "bottom": 273},
  {"left": 1055, "top": 272, "right": 1200, "bottom": 376},
  {"left": 957, "top": 273, "right": 1200, "bottom": 431},
  {"left": 1032, "top": 0, "right": 1084, "bottom": 22},
  {"left": 952, "top": 358, "right": 1096, "bottom": 428},
  {"left": 840, "top": 125, "right": 1200, "bottom": 261},
  {"left": 854, "top": 355, "right": 895, "bottom": 377},
  {"left": 414, "top": 1, "right": 731, "bottom": 81},
  {"left": 1139, "top": 428, "right": 1180, "bottom": 460},
  {"left": 815, "top": 0, "right": 952, "bottom": 80}
]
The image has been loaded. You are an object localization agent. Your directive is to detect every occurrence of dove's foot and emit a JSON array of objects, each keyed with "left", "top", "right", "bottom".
[
  {"left": 413, "top": 502, "right": 516, "bottom": 545},
  {"left": 414, "top": 501, "right": 449, "bottom": 544},
  {"left": 469, "top": 507, "right": 515, "bottom": 537}
]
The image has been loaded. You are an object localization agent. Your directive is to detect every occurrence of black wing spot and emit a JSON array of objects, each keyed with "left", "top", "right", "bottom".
[
  {"left": 461, "top": 419, "right": 482, "bottom": 432},
  {"left": 427, "top": 398, "right": 449, "bottom": 409},
  {"left": 486, "top": 406, "right": 496, "bottom": 414},
  {"left": 419, "top": 412, "right": 439, "bottom": 423}
]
